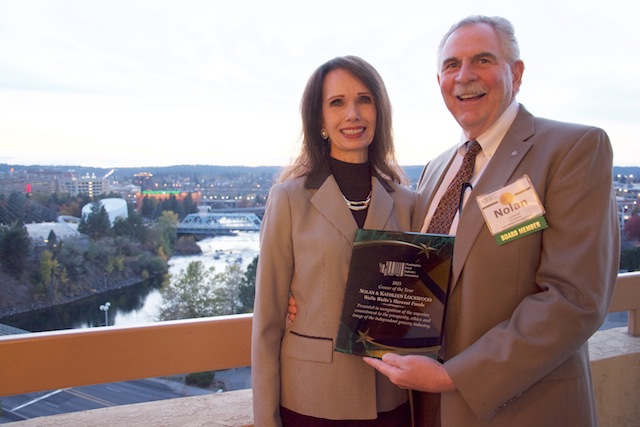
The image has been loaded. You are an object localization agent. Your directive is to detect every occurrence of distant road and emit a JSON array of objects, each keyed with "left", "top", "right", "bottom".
[{"left": 0, "top": 378, "right": 212, "bottom": 423}]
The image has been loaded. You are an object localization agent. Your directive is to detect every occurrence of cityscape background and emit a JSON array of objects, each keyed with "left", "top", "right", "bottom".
[
  {"left": 0, "top": 0, "right": 639, "bottom": 169},
  {"left": 1, "top": 2, "right": 639, "bottom": 420}
]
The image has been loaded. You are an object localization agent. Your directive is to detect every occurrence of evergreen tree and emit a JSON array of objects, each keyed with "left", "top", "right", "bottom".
[
  {"left": 161, "top": 194, "right": 184, "bottom": 219},
  {"left": 0, "top": 221, "right": 32, "bottom": 276},
  {"left": 113, "top": 209, "right": 147, "bottom": 242},
  {"left": 140, "top": 196, "right": 156, "bottom": 218},
  {"left": 78, "top": 202, "right": 111, "bottom": 239},
  {"left": 239, "top": 256, "right": 257, "bottom": 312},
  {"left": 182, "top": 192, "right": 198, "bottom": 218},
  {"left": 46, "top": 229, "right": 58, "bottom": 251}
]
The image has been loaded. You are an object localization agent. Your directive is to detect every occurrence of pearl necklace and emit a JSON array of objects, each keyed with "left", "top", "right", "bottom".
[{"left": 343, "top": 192, "right": 371, "bottom": 211}]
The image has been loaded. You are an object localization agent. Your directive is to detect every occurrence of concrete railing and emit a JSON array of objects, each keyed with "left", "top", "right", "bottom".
[
  {"left": 606, "top": 271, "right": 640, "bottom": 335},
  {"left": 0, "top": 314, "right": 252, "bottom": 397},
  {"left": 1, "top": 272, "right": 639, "bottom": 426}
]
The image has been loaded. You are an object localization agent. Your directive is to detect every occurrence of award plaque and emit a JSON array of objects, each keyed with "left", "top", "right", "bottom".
[{"left": 335, "top": 229, "right": 455, "bottom": 358}]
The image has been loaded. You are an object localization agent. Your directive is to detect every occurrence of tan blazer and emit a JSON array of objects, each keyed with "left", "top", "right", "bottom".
[
  {"left": 412, "top": 105, "right": 620, "bottom": 427},
  {"left": 252, "top": 169, "right": 416, "bottom": 426}
]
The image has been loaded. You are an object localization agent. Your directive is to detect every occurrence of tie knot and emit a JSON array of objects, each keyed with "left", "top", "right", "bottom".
[{"left": 466, "top": 140, "right": 482, "bottom": 158}]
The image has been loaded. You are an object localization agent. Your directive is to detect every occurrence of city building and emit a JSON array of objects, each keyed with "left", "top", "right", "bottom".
[
  {"left": 0, "top": 169, "right": 59, "bottom": 196},
  {"left": 59, "top": 172, "right": 111, "bottom": 197}
]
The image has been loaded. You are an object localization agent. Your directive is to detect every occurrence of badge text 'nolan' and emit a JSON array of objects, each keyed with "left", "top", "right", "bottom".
[{"left": 493, "top": 199, "right": 529, "bottom": 218}]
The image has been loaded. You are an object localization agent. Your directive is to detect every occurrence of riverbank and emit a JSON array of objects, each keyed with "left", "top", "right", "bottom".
[
  {"left": 0, "top": 233, "right": 259, "bottom": 328},
  {"left": 0, "top": 272, "right": 159, "bottom": 320},
  {"left": 0, "top": 236, "right": 205, "bottom": 321}
]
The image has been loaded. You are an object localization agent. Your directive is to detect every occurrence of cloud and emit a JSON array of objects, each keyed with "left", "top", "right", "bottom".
[{"left": 0, "top": 0, "right": 638, "bottom": 167}]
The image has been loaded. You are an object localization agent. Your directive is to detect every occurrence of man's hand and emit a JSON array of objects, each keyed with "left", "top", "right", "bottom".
[
  {"left": 287, "top": 294, "right": 297, "bottom": 322},
  {"left": 363, "top": 353, "right": 456, "bottom": 393}
]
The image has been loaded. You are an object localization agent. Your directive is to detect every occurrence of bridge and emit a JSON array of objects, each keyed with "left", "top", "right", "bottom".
[{"left": 177, "top": 212, "right": 262, "bottom": 236}]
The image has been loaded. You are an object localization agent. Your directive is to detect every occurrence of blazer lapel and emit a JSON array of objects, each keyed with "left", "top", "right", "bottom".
[
  {"left": 363, "top": 178, "right": 394, "bottom": 230},
  {"left": 451, "top": 106, "right": 536, "bottom": 287},
  {"left": 311, "top": 175, "right": 358, "bottom": 244},
  {"left": 311, "top": 175, "right": 395, "bottom": 244}
]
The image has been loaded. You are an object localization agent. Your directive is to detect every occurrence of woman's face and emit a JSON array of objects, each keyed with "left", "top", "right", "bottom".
[{"left": 321, "top": 68, "right": 376, "bottom": 163}]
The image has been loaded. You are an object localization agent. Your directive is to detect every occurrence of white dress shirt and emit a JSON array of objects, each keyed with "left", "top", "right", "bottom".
[{"left": 421, "top": 100, "right": 520, "bottom": 235}]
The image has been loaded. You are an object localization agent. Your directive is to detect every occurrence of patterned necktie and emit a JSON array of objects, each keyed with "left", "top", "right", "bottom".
[{"left": 427, "top": 140, "right": 482, "bottom": 234}]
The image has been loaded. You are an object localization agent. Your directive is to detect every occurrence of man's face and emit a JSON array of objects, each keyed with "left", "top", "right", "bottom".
[{"left": 437, "top": 23, "right": 524, "bottom": 139}]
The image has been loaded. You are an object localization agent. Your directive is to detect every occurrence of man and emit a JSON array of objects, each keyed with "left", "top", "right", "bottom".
[{"left": 364, "top": 15, "right": 620, "bottom": 427}]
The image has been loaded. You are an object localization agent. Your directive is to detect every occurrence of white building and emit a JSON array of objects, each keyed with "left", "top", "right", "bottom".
[
  {"left": 59, "top": 173, "right": 111, "bottom": 197},
  {"left": 25, "top": 221, "right": 83, "bottom": 246},
  {"left": 81, "top": 198, "right": 128, "bottom": 226}
]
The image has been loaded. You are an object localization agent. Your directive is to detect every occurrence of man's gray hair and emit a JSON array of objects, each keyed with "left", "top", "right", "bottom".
[{"left": 437, "top": 15, "right": 521, "bottom": 69}]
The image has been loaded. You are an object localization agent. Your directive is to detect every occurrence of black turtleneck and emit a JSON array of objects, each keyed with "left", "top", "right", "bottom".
[{"left": 328, "top": 156, "right": 372, "bottom": 228}]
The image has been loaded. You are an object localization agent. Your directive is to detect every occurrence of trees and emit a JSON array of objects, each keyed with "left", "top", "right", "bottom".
[
  {"left": 624, "top": 214, "right": 640, "bottom": 242},
  {"left": 0, "top": 221, "right": 31, "bottom": 277},
  {"left": 149, "top": 210, "right": 179, "bottom": 259},
  {"left": 621, "top": 215, "right": 640, "bottom": 272},
  {"left": 0, "top": 191, "right": 197, "bottom": 317},
  {"left": 238, "top": 256, "right": 257, "bottom": 313},
  {"left": 211, "top": 263, "right": 245, "bottom": 315},
  {"left": 139, "top": 193, "right": 197, "bottom": 221},
  {"left": 140, "top": 196, "right": 157, "bottom": 219},
  {"left": 158, "top": 260, "right": 216, "bottom": 320},
  {"left": 158, "top": 259, "right": 256, "bottom": 321},
  {"left": 620, "top": 247, "right": 640, "bottom": 272},
  {"left": 78, "top": 202, "right": 111, "bottom": 239},
  {"left": 113, "top": 209, "right": 147, "bottom": 242},
  {"left": 181, "top": 192, "right": 198, "bottom": 218},
  {"left": 38, "top": 249, "right": 64, "bottom": 299}
]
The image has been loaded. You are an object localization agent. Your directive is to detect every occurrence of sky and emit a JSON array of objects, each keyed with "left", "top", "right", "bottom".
[{"left": 0, "top": 0, "right": 638, "bottom": 168}]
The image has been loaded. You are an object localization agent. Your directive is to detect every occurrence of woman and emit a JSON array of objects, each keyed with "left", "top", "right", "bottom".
[{"left": 251, "top": 56, "right": 415, "bottom": 426}]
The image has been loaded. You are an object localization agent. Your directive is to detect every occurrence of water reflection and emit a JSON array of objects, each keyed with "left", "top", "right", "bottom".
[
  {"left": 0, "top": 233, "right": 260, "bottom": 333},
  {"left": 0, "top": 276, "right": 164, "bottom": 332}
]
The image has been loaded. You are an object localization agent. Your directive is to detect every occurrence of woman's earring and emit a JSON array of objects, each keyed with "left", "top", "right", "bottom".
[{"left": 321, "top": 129, "right": 329, "bottom": 140}]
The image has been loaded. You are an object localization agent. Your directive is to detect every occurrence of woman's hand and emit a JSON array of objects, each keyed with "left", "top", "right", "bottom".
[{"left": 287, "top": 294, "right": 297, "bottom": 322}]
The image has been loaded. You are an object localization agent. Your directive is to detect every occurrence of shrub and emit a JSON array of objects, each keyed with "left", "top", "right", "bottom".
[{"left": 185, "top": 371, "right": 215, "bottom": 388}]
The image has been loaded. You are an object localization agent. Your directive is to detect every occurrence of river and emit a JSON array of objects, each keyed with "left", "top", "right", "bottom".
[
  {"left": 0, "top": 230, "right": 628, "bottom": 332},
  {"left": 0, "top": 233, "right": 260, "bottom": 332}
]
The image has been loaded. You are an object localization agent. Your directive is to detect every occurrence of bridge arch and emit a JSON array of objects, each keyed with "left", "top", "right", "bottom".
[{"left": 177, "top": 212, "right": 261, "bottom": 236}]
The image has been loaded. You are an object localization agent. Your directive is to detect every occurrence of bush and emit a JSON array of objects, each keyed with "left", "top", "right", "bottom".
[
  {"left": 173, "top": 236, "right": 202, "bottom": 255},
  {"left": 185, "top": 371, "right": 215, "bottom": 388},
  {"left": 136, "top": 252, "right": 169, "bottom": 276},
  {"left": 620, "top": 246, "right": 640, "bottom": 272}
]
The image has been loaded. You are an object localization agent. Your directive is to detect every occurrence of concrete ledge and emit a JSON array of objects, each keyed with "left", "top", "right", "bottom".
[
  {"left": 9, "top": 328, "right": 639, "bottom": 427},
  {"left": 10, "top": 389, "right": 254, "bottom": 427},
  {"left": 589, "top": 327, "right": 640, "bottom": 427}
]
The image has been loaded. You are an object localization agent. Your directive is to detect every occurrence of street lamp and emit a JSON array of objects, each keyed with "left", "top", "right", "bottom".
[{"left": 99, "top": 302, "right": 111, "bottom": 326}]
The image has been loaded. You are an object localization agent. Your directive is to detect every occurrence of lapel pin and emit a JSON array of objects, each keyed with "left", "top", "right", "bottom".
[{"left": 510, "top": 149, "right": 520, "bottom": 157}]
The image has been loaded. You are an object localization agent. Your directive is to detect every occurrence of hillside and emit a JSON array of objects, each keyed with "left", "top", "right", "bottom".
[{"left": 2, "top": 163, "right": 634, "bottom": 182}]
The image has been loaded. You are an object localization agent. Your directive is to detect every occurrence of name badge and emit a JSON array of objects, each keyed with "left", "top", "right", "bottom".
[{"left": 476, "top": 175, "right": 547, "bottom": 245}]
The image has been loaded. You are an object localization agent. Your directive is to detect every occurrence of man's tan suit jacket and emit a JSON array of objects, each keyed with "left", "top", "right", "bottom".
[{"left": 413, "top": 105, "right": 620, "bottom": 427}]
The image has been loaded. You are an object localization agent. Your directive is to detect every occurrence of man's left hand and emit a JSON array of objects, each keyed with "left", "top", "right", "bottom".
[{"left": 363, "top": 353, "right": 457, "bottom": 393}]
